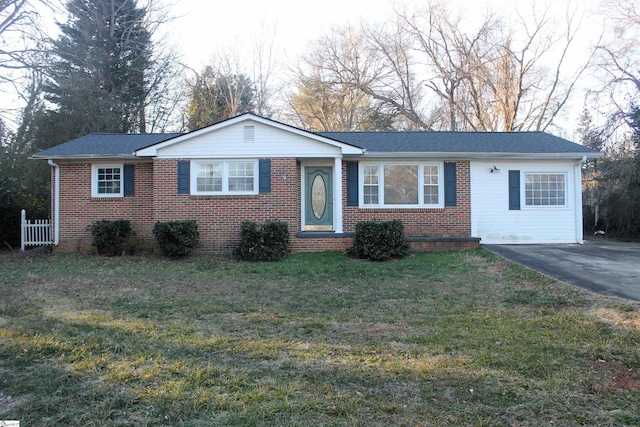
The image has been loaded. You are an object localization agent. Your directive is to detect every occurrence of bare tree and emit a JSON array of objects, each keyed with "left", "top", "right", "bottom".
[
  {"left": 0, "top": 0, "right": 36, "bottom": 77},
  {"left": 144, "top": 45, "right": 186, "bottom": 132},
  {"left": 288, "top": 25, "right": 434, "bottom": 131},
  {"left": 288, "top": 58, "right": 392, "bottom": 131},
  {"left": 398, "top": 1, "right": 593, "bottom": 132},
  {"left": 398, "top": 3, "right": 500, "bottom": 130},
  {"left": 0, "top": 0, "right": 54, "bottom": 126},
  {"left": 250, "top": 20, "right": 280, "bottom": 118},
  {"left": 592, "top": 0, "right": 640, "bottom": 130},
  {"left": 289, "top": 1, "right": 590, "bottom": 133},
  {"left": 287, "top": 27, "right": 398, "bottom": 131},
  {"left": 362, "top": 20, "right": 434, "bottom": 130}
]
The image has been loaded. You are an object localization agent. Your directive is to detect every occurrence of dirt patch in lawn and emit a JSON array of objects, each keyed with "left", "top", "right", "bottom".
[{"left": 586, "top": 360, "right": 640, "bottom": 392}]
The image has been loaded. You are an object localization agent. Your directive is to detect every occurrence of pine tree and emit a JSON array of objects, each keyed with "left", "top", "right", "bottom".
[
  {"left": 186, "top": 66, "right": 256, "bottom": 130},
  {"left": 45, "top": 0, "right": 152, "bottom": 137}
]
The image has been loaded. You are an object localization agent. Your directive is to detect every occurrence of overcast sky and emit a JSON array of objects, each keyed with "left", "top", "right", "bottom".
[
  {"left": 161, "top": 0, "right": 603, "bottom": 136},
  {"left": 165, "top": 0, "right": 602, "bottom": 69},
  {"left": 0, "top": 0, "right": 606, "bottom": 135}
]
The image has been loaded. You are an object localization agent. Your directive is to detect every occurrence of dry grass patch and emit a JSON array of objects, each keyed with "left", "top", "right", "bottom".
[{"left": 1, "top": 250, "right": 639, "bottom": 426}]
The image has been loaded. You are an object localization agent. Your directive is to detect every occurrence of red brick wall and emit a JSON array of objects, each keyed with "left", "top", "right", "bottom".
[
  {"left": 56, "top": 162, "right": 155, "bottom": 252},
  {"left": 152, "top": 158, "right": 301, "bottom": 253},
  {"left": 342, "top": 160, "right": 472, "bottom": 237},
  {"left": 54, "top": 158, "right": 472, "bottom": 254},
  {"left": 291, "top": 236, "right": 353, "bottom": 253}
]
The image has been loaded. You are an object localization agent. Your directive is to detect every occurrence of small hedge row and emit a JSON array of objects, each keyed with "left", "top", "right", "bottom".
[
  {"left": 88, "top": 218, "right": 404, "bottom": 261},
  {"left": 88, "top": 219, "right": 200, "bottom": 257},
  {"left": 347, "top": 219, "right": 408, "bottom": 261},
  {"left": 236, "top": 220, "right": 289, "bottom": 261}
]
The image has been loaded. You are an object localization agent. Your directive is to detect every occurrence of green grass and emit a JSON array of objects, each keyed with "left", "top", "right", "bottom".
[{"left": 1, "top": 250, "right": 639, "bottom": 426}]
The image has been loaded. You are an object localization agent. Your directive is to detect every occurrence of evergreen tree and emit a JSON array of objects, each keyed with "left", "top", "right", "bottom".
[
  {"left": 576, "top": 108, "right": 605, "bottom": 151},
  {"left": 44, "top": 0, "right": 153, "bottom": 138},
  {"left": 186, "top": 66, "right": 256, "bottom": 130}
]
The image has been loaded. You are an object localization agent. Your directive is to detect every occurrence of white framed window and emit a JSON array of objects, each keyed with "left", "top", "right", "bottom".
[
  {"left": 191, "top": 160, "right": 258, "bottom": 195},
  {"left": 92, "top": 164, "right": 123, "bottom": 197},
  {"left": 363, "top": 164, "right": 379, "bottom": 205},
  {"left": 524, "top": 172, "right": 567, "bottom": 207},
  {"left": 360, "top": 162, "right": 443, "bottom": 208},
  {"left": 423, "top": 165, "right": 440, "bottom": 205}
]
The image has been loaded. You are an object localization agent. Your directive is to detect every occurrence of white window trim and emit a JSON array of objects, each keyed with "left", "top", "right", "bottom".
[
  {"left": 523, "top": 171, "right": 569, "bottom": 208},
  {"left": 91, "top": 164, "right": 124, "bottom": 198},
  {"left": 359, "top": 161, "right": 444, "bottom": 208},
  {"left": 191, "top": 159, "right": 259, "bottom": 195}
]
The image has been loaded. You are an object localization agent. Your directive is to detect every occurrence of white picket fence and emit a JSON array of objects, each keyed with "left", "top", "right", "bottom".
[{"left": 21, "top": 209, "right": 52, "bottom": 250}]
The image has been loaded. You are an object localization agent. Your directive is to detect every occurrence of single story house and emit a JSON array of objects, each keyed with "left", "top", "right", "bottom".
[{"left": 32, "top": 113, "right": 602, "bottom": 253}]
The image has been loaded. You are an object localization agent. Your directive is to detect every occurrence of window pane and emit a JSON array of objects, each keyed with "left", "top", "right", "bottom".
[
  {"left": 197, "top": 163, "right": 221, "bottom": 177},
  {"left": 364, "top": 186, "right": 378, "bottom": 205},
  {"left": 229, "top": 161, "right": 254, "bottom": 178},
  {"left": 194, "top": 161, "right": 256, "bottom": 193},
  {"left": 384, "top": 165, "right": 418, "bottom": 205},
  {"left": 363, "top": 165, "right": 379, "bottom": 205},
  {"left": 424, "top": 165, "right": 438, "bottom": 184},
  {"left": 197, "top": 177, "right": 222, "bottom": 192},
  {"left": 524, "top": 173, "right": 565, "bottom": 206},
  {"left": 423, "top": 165, "right": 439, "bottom": 204},
  {"left": 364, "top": 165, "right": 378, "bottom": 175},
  {"left": 228, "top": 161, "right": 254, "bottom": 192},
  {"left": 424, "top": 186, "right": 439, "bottom": 204},
  {"left": 97, "top": 167, "right": 121, "bottom": 194},
  {"left": 229, "top": 177, "right": 253, "bottom": 191},
  {"left": 197, "top": 163, "right": 222, "bottom": 192}
]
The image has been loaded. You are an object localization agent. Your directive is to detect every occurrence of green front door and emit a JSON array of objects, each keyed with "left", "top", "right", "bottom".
[{"left": 305, "top": 167, "right": 333, "bottom": 231}]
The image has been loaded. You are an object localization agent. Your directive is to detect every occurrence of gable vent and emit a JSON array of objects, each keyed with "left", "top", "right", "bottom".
[{"left": 244, "top": 125, "right": 255, "bottom": 143}]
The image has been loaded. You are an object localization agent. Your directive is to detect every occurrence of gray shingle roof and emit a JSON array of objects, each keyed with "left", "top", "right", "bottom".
[
  {"left": 32, "top": 127, "right": 599, "bottom": 160},
  {"left": 318, "top": 131, "right": 598, "bottom": 155},
  {"left": 31, "top": 133, "right": 183, "bottom": 159}
]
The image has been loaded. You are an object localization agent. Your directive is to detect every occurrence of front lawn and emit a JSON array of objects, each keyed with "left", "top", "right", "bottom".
[{"left": 0, "top": 250, "right": 639, "bottom": 426}]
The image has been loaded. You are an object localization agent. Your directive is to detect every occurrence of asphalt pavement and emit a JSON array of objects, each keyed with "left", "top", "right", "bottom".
[{"left": 484, "top": 239, "right": 640, "bottom": 302}]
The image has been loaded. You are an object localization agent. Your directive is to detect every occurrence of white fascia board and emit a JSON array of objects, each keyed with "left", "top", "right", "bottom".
[
  {"left": 155, "top": 153, "right": 351, "bottom": 160},
  {"left": 135, "top": 113, "right": 364, "bottom": 157},
  {"left": 360, "top": 151, "right": 603, "bottom": 160},
  {"left": 30, "top": 154, "right": 140, "bottom": 161}
]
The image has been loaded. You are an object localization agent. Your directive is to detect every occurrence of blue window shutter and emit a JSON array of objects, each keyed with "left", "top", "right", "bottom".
[
  {"left": 123, "top": 164, "right": 135, "bottom": 196},
  {"left": 444, "top": 162, "right": 457, "bottom": 206},
  {"left": 509, "top": 170, "right": 521, "bottom": 210},
  {"left": 346, "top": 161, "right": 359, "bottom": 206},
  {"left": 259, "top": 159, "right": 271, "bottom": 193},
  {"left": 177, "top": 160, "right": 190, "bottom": 194}
]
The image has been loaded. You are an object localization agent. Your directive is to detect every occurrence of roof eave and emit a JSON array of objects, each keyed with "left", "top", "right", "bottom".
[
  {"left": 360, "top": 151, "right": 603, "bottom": 160},
  {"left": 30, "top": 153, "right": 141, "bottom": 161}
]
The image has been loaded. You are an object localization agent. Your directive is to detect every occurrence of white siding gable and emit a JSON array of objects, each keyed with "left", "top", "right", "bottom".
[
  {"left": 137, "top": 116, "right": 363, "bottom": 159},
  {"left": 158, "top": 121, "right": 346, "bottom": 158},
  {"left": 471, "top": 159, "right": 582, "bottom": 244}
]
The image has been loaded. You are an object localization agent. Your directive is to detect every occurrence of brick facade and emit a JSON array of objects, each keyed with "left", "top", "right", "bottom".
[
  {"left": 152, "top": 158, "right": 301, "bottom": 252},
  {"left": 55, "top": 162, "right": 156, "bottom": 252},
  {"left": 53, "top": 158, "right": 473, "bottom": 254},
  {"left": 342, "top": 160, "right": 471, "bottom": 237}
]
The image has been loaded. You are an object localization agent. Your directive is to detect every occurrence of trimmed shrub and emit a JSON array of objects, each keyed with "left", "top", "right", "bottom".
[
  {"left": 87, "top": 219, "right": 132, "bottom": 256},
  {"left": 237, "top": 220, "right": 289, "bottom": 261},
  {"left": 347, "top": 219, "right": 408, "bottom": 261},
  {"left": 153, "top": 220, "right": 200, "bottom": 257}
]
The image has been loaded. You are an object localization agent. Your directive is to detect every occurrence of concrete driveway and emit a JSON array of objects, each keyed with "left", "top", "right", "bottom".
[{"left": 484, "top": 239, "right": 640, "bottom": 302}]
